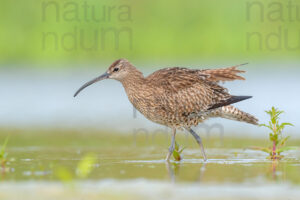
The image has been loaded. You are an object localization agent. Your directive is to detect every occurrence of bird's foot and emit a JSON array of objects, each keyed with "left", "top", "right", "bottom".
[{"left": 165, "top": 153, "right": 172, "bottom": 162}]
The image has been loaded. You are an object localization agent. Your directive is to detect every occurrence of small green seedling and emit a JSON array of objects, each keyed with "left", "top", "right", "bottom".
[
  {"left": 172, "top": 141, "right": 185, "bottom": 161},
  {"left": 0, "top": 136, "right": 9, "bottom": 168},
  {"left": 55, "top": 153, "right": 97, "bottom": 186},
  {"left": 251, "top": 107, "right": 296, "bottom": 160},
  {"left": 76, "top": 153, "right": 97, "bottom": 178}
]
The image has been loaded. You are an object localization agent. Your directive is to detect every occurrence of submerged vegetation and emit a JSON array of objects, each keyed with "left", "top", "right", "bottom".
[{"left": 251, "top": 107, "right": 296, "bottom": 160}]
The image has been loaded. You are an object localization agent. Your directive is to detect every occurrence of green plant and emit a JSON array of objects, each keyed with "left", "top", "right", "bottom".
[
  {"left": 0, "top": 136, "right": 9, "bottom": 168},
  {"left": 55, "top": 153, "right": 97, "bottom": 185},
  {"left": 251, "top": 107, "right": 296, "bottom": 160},
  {"left": 76, "top": 153, "right": 97, "bottom": 178},
  {"left": 172, "top": 141, "right": 185, "bottom": 161}
]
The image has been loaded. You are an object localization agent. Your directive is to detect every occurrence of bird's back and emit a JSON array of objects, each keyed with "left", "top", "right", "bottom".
[{"left": 145, "top": 66, "right": 234, "bottom": 111}]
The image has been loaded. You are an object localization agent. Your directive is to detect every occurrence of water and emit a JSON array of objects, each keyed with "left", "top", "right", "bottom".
[
  {"left": 0, "top": 131, "right": 300, "bottom": 200},
  {"left": 3, "top": 147, "right": 299, "bottom": 182}
]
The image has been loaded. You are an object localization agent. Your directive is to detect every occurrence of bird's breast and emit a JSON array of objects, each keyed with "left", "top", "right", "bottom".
[
  {"left": 124, "top": 86, "right": 165, "bottom": 124},
  {"left": 123, "top": 83, "right": 206, "bottom": 128}
]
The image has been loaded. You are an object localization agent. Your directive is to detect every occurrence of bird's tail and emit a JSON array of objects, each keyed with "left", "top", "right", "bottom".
[{"left": 208, "top": 105, "right": 259, "bottom": 125}]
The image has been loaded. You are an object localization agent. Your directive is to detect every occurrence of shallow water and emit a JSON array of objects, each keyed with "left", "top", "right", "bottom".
[
  {"left": 0, "top": 131, "right": 300, "bottom": 200},
  {"left": 2, "top": 146, "right": 300, "bottom": 183}
]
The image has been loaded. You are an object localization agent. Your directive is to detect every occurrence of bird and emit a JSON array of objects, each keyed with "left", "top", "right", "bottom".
[{"left": 74, "top": 59, "right": 258, "bottom": 161}]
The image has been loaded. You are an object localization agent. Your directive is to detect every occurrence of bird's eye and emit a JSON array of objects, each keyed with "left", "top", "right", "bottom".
[{"left": 113, "top": 67, "right": 119, "bottom": 72}]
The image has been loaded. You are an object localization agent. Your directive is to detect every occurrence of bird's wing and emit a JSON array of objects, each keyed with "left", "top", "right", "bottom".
[
  {"left": 199, "top": 63, "right": 246, "bottom": 82},
  {"left": 146, "top": 67, "right": 232, "bottom": 112},
  {"left": 146, "top": 67, "right": 206, "bottom": 92}
]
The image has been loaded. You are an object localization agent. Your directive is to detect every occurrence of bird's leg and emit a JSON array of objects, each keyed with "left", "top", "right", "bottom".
[
  {"left": 186, "top": 128, "right": 207, "bottom": 161},
  {"left": 166, "top": 128, "right": 176, "bottom": 162}
]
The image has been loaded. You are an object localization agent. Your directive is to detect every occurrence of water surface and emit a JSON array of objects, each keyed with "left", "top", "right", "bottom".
[{"left": 0, "top": 131, "right": 299, "bottom": 200}]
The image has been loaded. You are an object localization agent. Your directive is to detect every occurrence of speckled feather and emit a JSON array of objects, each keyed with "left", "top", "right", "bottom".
[{"left": 109, "top": 59, "right": 258, "bottom": 129}]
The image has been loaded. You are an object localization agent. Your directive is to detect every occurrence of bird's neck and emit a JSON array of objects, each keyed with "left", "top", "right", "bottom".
[
  {"left": 121, "top": 69, "right": 146, "bottom": 89},
  {"left": 120, "top": 69, "right": 149, "bottom": 107}
]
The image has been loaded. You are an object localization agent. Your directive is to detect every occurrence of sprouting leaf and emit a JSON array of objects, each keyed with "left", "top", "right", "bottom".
[
  {"left": 276, "top": 146, "right": 299, "bottom": 153},
  {"left": 280, "top": 123, "right": 294, "bottom": 127},
  {"left": 76, "top": 153, "right": 97, "bottom": 178},
  {"left": 258, "top": 107, "right": 293, "bottom": 160},
  {"left": 173, "top": 150, "right": 181, "bottom": 161},
  {"left": 172, "top": 141, "right": 184, "bottom": 161},
  {"left": 174, "top": 141, "right": 179, "bottom": 151},
  {"left": 279, "top": 136, "right": 290, "bottom": 147},
  {"left": 178, "top": 147, "right": 185, "bottom": 154},
  {"left": 269, "top": 133, "right": 276, "bottom": 141},
  {"left": 269, "top": 122, "right": 273, "bottom": 130},
  {"left": 271, "top": 117, "right": 276, "bottom": 125},
  {"left": 259, "top": 124, "right": 271, "bottom": 130},
  {"left": 277, "top": 110, "right": 284, "bottom": 116}
]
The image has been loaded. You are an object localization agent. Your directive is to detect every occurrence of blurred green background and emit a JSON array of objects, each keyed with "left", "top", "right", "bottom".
[{"left": 1, "top": 0, "right": 299, "bottom": 66}]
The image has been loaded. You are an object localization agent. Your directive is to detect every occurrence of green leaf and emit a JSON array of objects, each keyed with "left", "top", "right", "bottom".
[
  {"left": 269, "top": 133, "right": 276, "bottom": 141},
  {"left": 277, "top": 111, "right": 284, "bottom": 116},
  {"left": 280, "top": 122, "right": 294, "bottom": 127},
  {"left": 269, "top": 122, "right": 274, "bottom": 130},
  {"left": 172, "top": 141, "right": 184, "bottom": 161},
  {"left": 174, "top": 141, "right": 179, "bottom": 151},
  {"left": 271, "top": 117, "right": 276, "bottom": 124},
  {"left": 279, "top": 136, "right": 290, "bottom": 146},
  {"left": 178, "top": 147, "right": 185, "bottom": 154},
  {"left": 260, "top": 124, "right": 272, "bottom": 130},
  {"left": 172, "top": 150, "right": 181, "bottom": 161},
  {"left": 276, "top": 146, "right": 299, "bottom": 153}
]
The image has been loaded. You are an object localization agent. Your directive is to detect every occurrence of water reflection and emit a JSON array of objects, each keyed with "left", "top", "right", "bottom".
[
  {"left": 165, "top": 161, "right": 207, "bottom": 183},
  {"left": 165, "top": 162, "right": 185, "bottom": 183},
  {"left": 271, "top": 161, "right": 278, "bottom": 181},
  {"left": 165, "top": 161, "right": 176, "bottom": 182},
  {"left": 198, "top": 162, "right": 207, "bottom": 182}
]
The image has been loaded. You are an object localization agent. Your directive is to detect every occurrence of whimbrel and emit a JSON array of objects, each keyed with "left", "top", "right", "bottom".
[{"left": 74, "top": 59, "right": 258, "bottom": 161}]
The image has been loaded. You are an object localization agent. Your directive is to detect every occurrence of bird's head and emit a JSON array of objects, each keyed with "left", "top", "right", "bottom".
[
  {"left": 74, "top": 58, "right": 136, "bottom": 97},
  {"left": 106, "top": 58, "right": 133, "bottom": 81}
]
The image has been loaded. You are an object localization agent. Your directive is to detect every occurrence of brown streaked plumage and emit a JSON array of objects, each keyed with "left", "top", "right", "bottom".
[{"left": 74, "top": 59, "right": 258, "bottom": 161}]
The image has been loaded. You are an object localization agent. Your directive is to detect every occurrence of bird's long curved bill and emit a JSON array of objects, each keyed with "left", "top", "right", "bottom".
[{"left": 74, "top": 72, "right": 109, "bottom": 97}]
